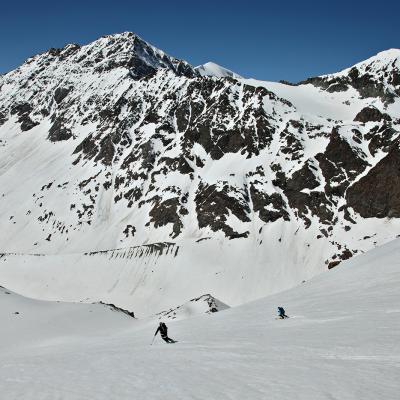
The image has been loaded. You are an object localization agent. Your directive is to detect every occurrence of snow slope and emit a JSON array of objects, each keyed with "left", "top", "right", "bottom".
[
  {"left": 0, "top": 286, "right": 135, "bottom": 351},
  {"left": 1, "top": 239, "right": 399, "bottom": 399},
  {"left": 0, "top": 229, "right": 340, "bottom": 316},
  {"left": 244, "top": 78, "right": 368, "bottom": 121}
]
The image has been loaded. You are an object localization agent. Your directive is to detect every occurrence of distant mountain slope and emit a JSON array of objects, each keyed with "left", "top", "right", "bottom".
[{"left": 0, "top": 33, "right": 399, "bottom": 313}]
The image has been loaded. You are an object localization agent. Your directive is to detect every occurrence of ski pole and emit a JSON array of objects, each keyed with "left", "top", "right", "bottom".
[{"left": 151, "top": 335, "right": 156, "bottom": 345}]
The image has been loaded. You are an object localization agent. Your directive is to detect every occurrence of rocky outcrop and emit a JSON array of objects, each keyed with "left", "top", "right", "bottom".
[
  {"left": 346, "top": 145, "right": 400, "bottom": 218},
  {"left": 366, "top": 124, "right": 397, "bottom": 156},
  {"left": 10, "top": 102, "right": 39, "bottom": 132},
  {"left": 98, "top": 301, "right": 135, "bottom": 318},
  {"left": 0, "top": 110, "right": 6, "bottom": 126},
  {"left": 156, "top": 294, "right": 229, "bottom": 321},
  {"left": 316, "top": 130, "right": 368, "bottom": 197},
  {"left": 195, "top": 183, "right": 251, "bottom": 238},
  {"left": 250, "top": 186, "right": 289, "bottom": 223},
  {"left": 354, "top": 106, "right": 391, "bottom": 123},
  {"left": 54, "top": 87, "right": 73, "bottom": 104},
  {"left": 148, "top": 197, "right": 187, "bottom": 238},
  {"left": 300, "top": 51, "right": 400, "bottom": 104},
  {"left": 48, "top": 115, "right": 73, "bottom": 141},
  {"left": 286, "top": 162, "right": 319, "bottom": 192}
]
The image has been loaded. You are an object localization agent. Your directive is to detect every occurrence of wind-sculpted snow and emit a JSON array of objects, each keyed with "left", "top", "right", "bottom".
[{"left": 0, "top": 33, "right": 400, "bottom": 312}]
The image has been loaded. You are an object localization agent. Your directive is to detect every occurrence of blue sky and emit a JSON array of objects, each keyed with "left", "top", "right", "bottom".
[{"left": 1, "top": 0, "right": 399, "bottom": 82}]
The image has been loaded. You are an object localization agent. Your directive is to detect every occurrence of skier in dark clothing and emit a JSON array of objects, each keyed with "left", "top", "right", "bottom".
[
  {"left": 277, "top": 306, "right": 289, "bottom": 319},
  {"left": 154, "top": 322, "right": 176, "bottom": 343}
]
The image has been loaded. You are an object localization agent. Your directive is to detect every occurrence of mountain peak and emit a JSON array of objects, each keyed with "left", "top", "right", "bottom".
[
  {"left": 74, "top": 31, "right": 197, "bottom": 79},
  {"left": 195, "top": 61, "right": 243, "bottom": 79},
  {"left": 375, "top": 48, "right": 400, "bottom": 58},
  {"left": 298, "top": 48, "right": 400, "bottom": 103},
  {"left": 325, "top": 48, "right": 400, "bottom": 78},
  {"left": 100, "top": 31, "right": 137, "bottom": 40},
  {"left": 13, "top": 31, "right": 196, "bottom": 81}
]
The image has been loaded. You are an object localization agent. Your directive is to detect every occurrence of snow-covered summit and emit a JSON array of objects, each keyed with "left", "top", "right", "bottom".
[
  {"left": 13, "top": 31, "right": 196, "bottom": 81},
  {"left": 331, "top": 48, "right": 400, "bottom": 77},
  {"left": 195, "top": 61, "right": 243, "bottom": 79},
  {"left": 300, "top": 48, "right": 400, "bottom": 103}
]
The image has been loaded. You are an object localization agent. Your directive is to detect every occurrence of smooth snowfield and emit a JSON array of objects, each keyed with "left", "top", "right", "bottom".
[{"left": 1, "top": 239, "right": 400, "bottom": 400}]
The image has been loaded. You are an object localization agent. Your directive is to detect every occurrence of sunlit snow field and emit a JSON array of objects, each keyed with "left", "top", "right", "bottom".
[{"left": 1, "top": 239, "right": 399, "bottom": 399}]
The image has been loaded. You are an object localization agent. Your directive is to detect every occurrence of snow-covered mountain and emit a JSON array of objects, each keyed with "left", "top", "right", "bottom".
[
  {"left": 195, "top": 61, "right": 243, "bottom": 79},
  {"left": 0, "top": 32, "right": 399, "bottom": 315}
]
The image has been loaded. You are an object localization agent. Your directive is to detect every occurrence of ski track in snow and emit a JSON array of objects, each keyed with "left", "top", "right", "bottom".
[{"left": 1, "top": 238, "right": 400, "bottom": 399}]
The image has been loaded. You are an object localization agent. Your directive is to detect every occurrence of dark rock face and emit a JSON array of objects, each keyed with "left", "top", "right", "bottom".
[
  {"left": 279, "top": 122, "right": 304, "bottom": 161},
  {"left": 0, "top": 110, "right": 6, "bottom": 126},
  {"left": 366, "top": 124, "right": 396, "bottom": 156},
  {"left": 11, "top": 102, "right": 32, "bottom": 116},
  {"left": 250, "top": 186, "right": 289, "bottom": 223},
  {"left": 300, "top": 76, "right": 349, "bottom": 93},
  {"left": 390, "top": 70, "right": 400, "bottom": 86},
  {"left": 354, "top": 107, "right": 391, "bottom": 123},
  {"left": 128, "top": 35, "right": 197, "bottom": 79},
  {"left": 346, "top": 146, "right": 400, "bottom": 218},
  {"left": 261, "top": 159, "right": 337, "bottom": 227},
  {"left": 316, "top": 130, "right": 368, "bottom": 197},
  {"left": 328, "top": 260, "right": 341, "bottom": 269},
  {"left": 347, "top": 67, "right": 392, "bottom": 101},
  {"left": 158, "top": 156, "right": 194, "bottom": 175},
  {"left": 54, "top": 87, "right": 72, "bottom": 104},
  {"left": 286, "top": 162, "right": 319, "bottom": 192},
  {"left": 268, "top": 127, "right": 376, "bottom": 227},
  {"left": 10, "top": 102, "right": 39, "bottom": 132},
  {"left": 20, "top": 116, "right": 39, "bottom": 132},
  {"left": 48, "top": 116, "right": 73, "bottom": 142},
  {"left": 276, "top": 162, "right": 334, "bottom": 227},
  {"left": 195, "top": 183, "right": 251, "bottom": 238},
  {"left": 285, "top": 190, "right": 333, "bottom": 227},
  {"left": 180, "top": 82, "right": 276, "bottom": 160},
  {"left": 149, "top": 197, "right": 186, "bottom": 238},
  {"left": 94, "top": 136, "right": 115, "bottom": 166},
  {"left": 72, "top": 135, "right": 97, "bottom": 159}
]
